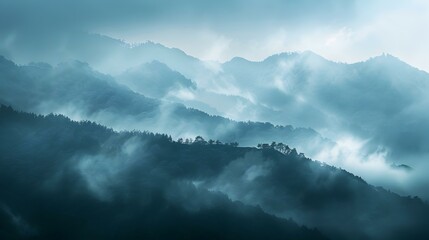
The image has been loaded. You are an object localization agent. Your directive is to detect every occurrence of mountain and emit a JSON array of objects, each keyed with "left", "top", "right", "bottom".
[
  {"left": 117, "top": 61, "right": 196, "bottom": 99},
  {"left": 0, "top": 32, "right": 205, "bottom": 78},
  {"left": 1, "top": 105, "right": 429, "bottom": 240},
  {"left": 1, "top": 32, "right": 282, "bottom": 123},
  {"left": 6, "top": 33, "right": 429, "bottom": 147},
  {"left": 0, "top": 56, "right": 333, "bottom": 159},
  {"left": 0, "top": 106, "right": 329, "bottom": 240},
  {"left": 107, "top": 47, "right": 429, "bottom": 199},
  {"left": 4, "top": 33, "right": 429, "bottom": 198},
  {"left": 220, "top": 52, "right": 429, "bottom": 155},
  {"left": 215, "top": 52, "right": 429, "bottom": 199}
]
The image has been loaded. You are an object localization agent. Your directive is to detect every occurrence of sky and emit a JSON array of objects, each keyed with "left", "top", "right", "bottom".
[{"left": 1, "top": 0, "right": 428, "bottom": 71}]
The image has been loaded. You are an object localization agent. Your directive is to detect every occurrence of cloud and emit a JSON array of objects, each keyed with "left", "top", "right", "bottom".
[
  {"left": 3, "top": 38, "right": 429, "bottom": 200},
  {"left": 2, "top": 0, "right": 428, "bottom": 72},
  {"left": 199, "top": 32, "right": 232, "bottom": 62},
  {"left": 76, "top": 136, "right": 144, "bottom": 200},
  {"left": 313, "top": 136, "right": 411, "bottom": 194},
  {"left": 204, "top": 50, "right": 429, "bottom": 200},
  {"left": 3, "top": 105, "right": 429, "bottom": 239},
  {"left": 0, "top": 0, "right": 355, "bottom": 61}
]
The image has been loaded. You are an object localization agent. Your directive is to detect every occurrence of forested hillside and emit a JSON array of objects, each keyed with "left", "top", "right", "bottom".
[{"left": 1, "top": 106, "right": 428, "bottom": 240}]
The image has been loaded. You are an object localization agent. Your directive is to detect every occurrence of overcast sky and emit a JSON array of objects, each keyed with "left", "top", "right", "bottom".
[{"left": 1, "top": 0, "right": 428, "bottom": 71}]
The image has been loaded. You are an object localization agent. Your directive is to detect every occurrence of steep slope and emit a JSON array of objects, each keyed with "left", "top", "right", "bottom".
[
  {"left": 0, "top": 32, "right": 205, "bottom": 78},
  {"left": 117, "top": 61, "right": 196, "bottom": 99},
  {"left": 1, "top": 106, "right": 429, "bottom": 240},
  {"left": 221, "top": 52, "right": 429, "bottom": 155},
  {"left": 0, "top": 106, "right": 329, "bottom": 240},
  {"left": 0, "top": 56, "right": 333, "bottom": 158},
  {"left": 219, "top": 52, "right": 429, "bottom": 199}
]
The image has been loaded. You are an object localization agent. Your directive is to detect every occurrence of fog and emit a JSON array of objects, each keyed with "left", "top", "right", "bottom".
[
  {"left": 1, "top": 1, "right": 429, "bottom": 238},
  {"left": 2, "top": 106, "right": 429, "bottom": 239},
  {"left": 2, "top": 48, "right": 429, "bottom": 200},
  {"left": 1, "top": 0, "right": 429, "bottom": 72}
]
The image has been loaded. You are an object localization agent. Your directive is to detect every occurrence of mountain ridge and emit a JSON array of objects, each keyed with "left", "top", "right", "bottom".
[
  {"left": 1, "top": 105, "right": 429, "bottom": 240},
  {"left": 0, "top": 55, "right": 334, "bottom": 158}
]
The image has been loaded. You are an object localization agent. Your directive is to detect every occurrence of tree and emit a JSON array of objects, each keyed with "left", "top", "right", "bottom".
[
  {"left": 194, "top": 136, "right": 207, "bottom": 145},
  {"left": 261, "top": 143, "right": 270, "bottom": 149},
  {"left": 274, "top": 142, "right": 291, "bottom": 154},
  {"left": 271, "top": 141, "right": 277, "bottom": 148}
]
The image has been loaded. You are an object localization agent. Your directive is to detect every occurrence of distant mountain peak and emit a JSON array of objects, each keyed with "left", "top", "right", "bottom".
[
  {"left": 358, "top": 52, "right": 408, "bottom": 66},
  {"left": 262, "top": 51, "right": 330, "bottom": 65},
  {"left": 225, "top": 56, "right": 255, "bottom": 65},
  {"left": 229, "top": 56, "right": 251, "bottom": 62},
  {"left": 130, "top": 40, "right": 199, "bottom": 61},
  {"left": 357, "top": 53, "right": 424, "bottom": 72},
  {"left": 263, "top": 52, "right": 300, "bottom": 63},
  {"left": 138, "top": 40, "right": 166, "bottom": 48},
  {"left": 370, "top": 53, "right": 401, "bottom": 61}
]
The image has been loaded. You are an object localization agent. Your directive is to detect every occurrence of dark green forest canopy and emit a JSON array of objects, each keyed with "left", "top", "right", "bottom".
[
  {"left": 1, "top": 105, "right": 429, "bottom": 239},
  {"left": 0, "top": 105, "right": 327, "bottom": 240}
]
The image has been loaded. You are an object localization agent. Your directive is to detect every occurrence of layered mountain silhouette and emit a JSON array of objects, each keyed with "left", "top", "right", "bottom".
[
  {"left": 221, "top": 51, "right": 429, "bottom": 144},
  {"left": 2, "top": 32, "right": 429, "bottom": 239},
  {"left": 0, "top": 55, "right": 333, "bottom": 159},
  {"left": 1, "top": 106, "right": 429, "bottom": 240},
  {"left": 8, "top": 33, "right": 429, "bottom": 163},
  {"left": 216, "top": 52, "right": 429, "bottom": 199},
  {"left": 117, "top": 61, "right": 197, "bottom": 99},
  {"left": 7, "top": 33, "right": 427, "bottom": 167}
]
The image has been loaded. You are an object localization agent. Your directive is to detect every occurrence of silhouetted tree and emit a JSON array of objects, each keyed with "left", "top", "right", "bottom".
[{"left": 194, "top": 136, "right": 207, "bottom": 145}]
